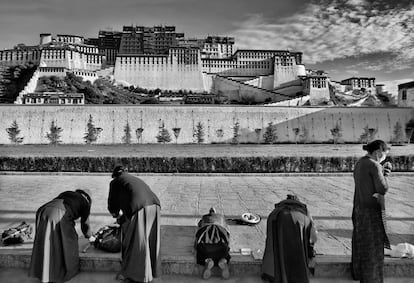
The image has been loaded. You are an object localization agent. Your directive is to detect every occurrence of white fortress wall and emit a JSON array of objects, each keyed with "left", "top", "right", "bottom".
[
  {"left": 309, "top": 87, "right": 331, "bottom": 105},
  {"left": 40, "top": 49, "right": 71, "bottom": 69},
  {"left": 201, "top": 73, "right": 215, "bottom": 93},
  {"left": 267, "top": 95, "right": 310, "bottom": 107},
  {"left": 38, "top": 67, "right": 67, "bottom": 78},
  {"left": 258, "top": 75, "right": 275, "bottom": 90},
  {"left": 114, "top": 55, "right": 205, "bottom": 91},
  {"left": 274, "top": 85, "right": 304, "bottom": 96},
  {"left": 244, "top": 77, "right": 260, "bottom": 88},
  {"left": 273, "top": 63, "right": 300, "bottom": 88},
  {"left": 71, "top": 70, "right": 98, "bottom": 83},
  {"left": 0, "top": 105, "right": 412, "bottom": 144},
  {"left": 0, "top": 49, "right": 42, "bottom": 66},
  {"left": 243, "top": 75, "right": 278, "bottom": 90}
]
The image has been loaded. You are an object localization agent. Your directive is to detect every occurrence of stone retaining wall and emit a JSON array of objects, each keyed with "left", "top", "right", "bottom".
[{"left": 0, "top": 105, "right": 413, "bottom": 144}]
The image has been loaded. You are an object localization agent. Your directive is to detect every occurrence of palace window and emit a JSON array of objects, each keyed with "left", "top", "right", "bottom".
[{"left": 402, "top": 89, "right": 407, "bottom": 100}]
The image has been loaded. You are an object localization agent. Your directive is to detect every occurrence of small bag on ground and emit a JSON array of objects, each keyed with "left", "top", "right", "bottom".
[
  {"left": 93, "top": 225, "right": 121, "bottom": 253},
  {"left": 1, "top": 222, "right": 33, "bottom": 245}
]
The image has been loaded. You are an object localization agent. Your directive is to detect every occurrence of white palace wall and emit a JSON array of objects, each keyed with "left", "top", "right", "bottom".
[
  {"left": 114, "top": 57, "right": 205, "bottom": 92},
  {"left": 0, "top": 105, "right": 412, "bottom": 144}
]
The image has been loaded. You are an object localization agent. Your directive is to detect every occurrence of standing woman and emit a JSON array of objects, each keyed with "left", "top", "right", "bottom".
[
  {"left": 352, "top": 140, "right": 391, "bottom": 283},
  {"left": 108, "top": 166, "right": 161, "bottom": 283},
  {"left": 29, "top": 189, "right": 93, "bottom": 283}
]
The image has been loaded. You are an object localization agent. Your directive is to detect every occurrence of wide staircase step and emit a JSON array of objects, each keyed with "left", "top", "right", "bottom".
[
  {"left": 1, "top": 268, "right": 413, "bottom": 283},
  {"left": 0, "top": 217, "right": 413, "bottom": 278}
]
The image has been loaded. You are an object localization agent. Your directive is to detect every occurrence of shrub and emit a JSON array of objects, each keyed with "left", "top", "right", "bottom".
[
  {"left": 299, "top": 126, "right": 309, "bottom": 143},
  {"left": 136, "top": 128, "right": 144, "bottom": 143},
  {"left": 6, "top": 120, "right": 24, "bottom": 144},
  {"left": 292, "top": 128, "right": 300, "bottom": 144},
  {"left": 46, "top": 120, "right": 63, "bottom": 145},
  {"left": 216, "top": 128, "right": 224, "bottom": 142},
  {"left": 232, "top": 121, "right": 240, "bottom": 144},
  {"left": 172, "top": 127, "right": 181, "bottom": 144},
  {"left": 263, "top": 122, "right": 277, "bottom": 144},
  {"left": 122, "top": 122, "right": 132, "bottom": 144},
  {"left": 405, "top": 119, "right": 414, "bottom": 144},
  {"left": 254, "top": 128, "right": 262, "bottom": 143},
  {"left": 84, "top": 115, "right": 102, "bottom": 144},
  {"left": 193, "top": 122, "right": 205, "bottom": 143},
  {"left": 156, "top": 122, "right": 171, "bottom": 144},
  {"left": 330, "top": 123, "right": 343, "bottom": 144},
  {"left": 360, "top": 125, "right": 377, "bottom": 143},
  {"left": 392, "top": 121, "right": 405, "bottom": 145}
]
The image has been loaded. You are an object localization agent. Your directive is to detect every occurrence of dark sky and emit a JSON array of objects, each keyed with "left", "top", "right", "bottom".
[{"left": 1, "top": 0, "right": 413, "bottom": 94}]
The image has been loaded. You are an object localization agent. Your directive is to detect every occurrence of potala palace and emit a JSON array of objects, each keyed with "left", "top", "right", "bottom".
[{"left": 0, "top": 25, "right": 412, "bottom": 107}]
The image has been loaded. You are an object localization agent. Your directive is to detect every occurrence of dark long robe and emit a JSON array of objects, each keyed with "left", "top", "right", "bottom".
[
  {"left": 352, "top": 156, "right": 389, "bottom": 283},
  {"left": 29, "top": 191, "right": 91, "bottom": 283},
  {"left": 262, "top": 199, "right": 316, "bottom": 283},
  {"left": 108, "top": 172, "right": 161, "bottom": 283},
  {"left": 195, "top": 212, "right": 230, "bottom": 266}
]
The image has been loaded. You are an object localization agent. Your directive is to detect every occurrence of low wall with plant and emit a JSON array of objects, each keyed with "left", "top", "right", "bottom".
[
  {"left": 1, "top": 155, "right": 413, "bottom": 172},
  {"left": 1, "top": 105, "right": 413, "bottom": 145}
]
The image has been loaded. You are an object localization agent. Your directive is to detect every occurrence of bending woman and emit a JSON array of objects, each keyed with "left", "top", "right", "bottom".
[
  {"left": 108, "top": 166, "right": 161, "bottom": 283},
  {"left": 29, "top": 189, "right": 93, "bottom": 283}
]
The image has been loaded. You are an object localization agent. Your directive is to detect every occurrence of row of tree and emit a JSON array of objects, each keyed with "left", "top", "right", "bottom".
[{"left": 6, "top": 117, "right": 414, "bottom": 145}]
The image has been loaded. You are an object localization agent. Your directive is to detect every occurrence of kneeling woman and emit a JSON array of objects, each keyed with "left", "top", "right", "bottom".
[
  {"left": 195, "top": 207, "right": 230, "bottom": 280},
  {"left": 108, "top": 166, "right": 161, "bottom": 283},
  {"left": 29, "top": 189, "right": 93, "bottom": 283}
]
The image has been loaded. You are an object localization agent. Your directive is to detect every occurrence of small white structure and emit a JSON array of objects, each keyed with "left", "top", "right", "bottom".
[
  {"left": 398, "top": 81, "right": 414, "bottom": 107},
  {"left": 21, "top": 92, "right": 84, "bottom": 105}
]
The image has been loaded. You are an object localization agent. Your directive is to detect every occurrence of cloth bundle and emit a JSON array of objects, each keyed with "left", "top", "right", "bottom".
[
  {"left": 93, "top": 225, "right": 121, "bottom": 253},
  {"left": 385, "top": 243, "right": 414, "bottom": 258},
  {"left": 1, "top": 222, "right": 33, "bottom": 245}
]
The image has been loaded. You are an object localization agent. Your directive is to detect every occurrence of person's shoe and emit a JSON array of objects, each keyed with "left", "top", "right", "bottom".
[
  {"left": 218, "top": 258, "right": 230, "bottom": 279},
  {"left": 115, "top": 273, "right": 125, "bottom": 281},
  {"left": 202, "top": 258, "right": 214, "bottom": 279}
]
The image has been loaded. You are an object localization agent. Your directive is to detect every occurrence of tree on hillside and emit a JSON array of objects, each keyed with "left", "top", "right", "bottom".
[
  {"left": 156, "top": 122, "right": 171, "bottom": 144},
  {"left": 263, "top": 122, "right": 277, "bottom": 144},
  {"left": 46, "top": 120, "right": 63, "bottom": 145},
  {"left": 122, "top": 122, "right": 132, "bottom": 144},
  {"left": 84, "top": 115, "right": 103, "bottom": 144},
  {"left": 6, "top": 120, "right": 24, "bottom": 144}
]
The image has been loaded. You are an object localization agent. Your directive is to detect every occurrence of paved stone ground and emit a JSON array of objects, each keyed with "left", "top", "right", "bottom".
[
  {"left": 1, "top": 144, "right": 413, "bottom": 158},
  {"left": 1, "top": 268, "right": 414, "bottom": 283},
  {"left": 0, "top": 174, "right": 413, "bottom": 258}
]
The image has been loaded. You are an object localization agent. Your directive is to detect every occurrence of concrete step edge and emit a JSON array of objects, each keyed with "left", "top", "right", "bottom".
[{"left": 0, "top": 251, "right": 413, "bottom": 278}]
